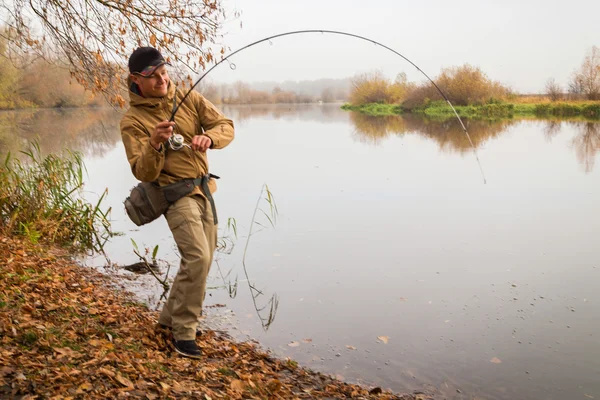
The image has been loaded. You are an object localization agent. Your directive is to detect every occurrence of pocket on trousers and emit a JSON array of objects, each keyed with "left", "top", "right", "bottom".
[{"left": 166, "top": 210, "right": 187, "bottom": 231}]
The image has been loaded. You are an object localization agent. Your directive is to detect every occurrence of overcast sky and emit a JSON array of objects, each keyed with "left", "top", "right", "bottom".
[{"left": 206, "top": 0, "right": 599, "bottom": 93}]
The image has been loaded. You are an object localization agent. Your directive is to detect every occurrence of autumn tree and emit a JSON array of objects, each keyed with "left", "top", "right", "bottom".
[
  {"left": 569, "top": 46, "right": 600, "bottom": 101},
  {"left": 1, "top": 0, "right": 235, "bottom": 105},
  {"left": 0, "top": 34, "right": 23, "bottom": 108},
  {"left": 545, "top": 78, "right": 562, "bottom": 101}
]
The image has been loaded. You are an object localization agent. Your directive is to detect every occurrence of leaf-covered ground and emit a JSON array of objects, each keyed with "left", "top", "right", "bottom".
[{"left": 0, "top": 235, "right": 424, "bottom": 399}]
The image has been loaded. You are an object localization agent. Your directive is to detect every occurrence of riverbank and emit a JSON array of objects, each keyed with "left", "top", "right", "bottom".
[
  {"left": 0, "top": 235, "right": 423, "bottom": 399},
  {"left": 342, "top": 101, "right": 600, "bottom": 120}
]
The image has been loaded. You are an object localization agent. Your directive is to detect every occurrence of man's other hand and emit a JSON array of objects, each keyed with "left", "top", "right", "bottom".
[{"left": 191, "top": 135, "right": 212, "bottom": 152}]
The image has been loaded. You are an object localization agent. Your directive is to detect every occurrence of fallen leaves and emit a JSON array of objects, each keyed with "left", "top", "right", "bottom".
[
  {"left": 0, "top": 234, "right": 415, "bottom": 400},
  {"left": 490, "top": 357, "right": 502, "bottom": 364},
  {"left": 378, "top": 336, "right": 390, "bottom": 344}
]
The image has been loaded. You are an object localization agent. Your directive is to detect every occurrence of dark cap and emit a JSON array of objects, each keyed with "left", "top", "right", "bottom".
[{"left": 128, "top": 47, "right": 168, "bottom": 77}]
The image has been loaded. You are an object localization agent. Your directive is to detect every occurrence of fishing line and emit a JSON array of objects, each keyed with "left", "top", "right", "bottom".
[{"left": 169, "top": 29, "right": 487, "bottom": 184}]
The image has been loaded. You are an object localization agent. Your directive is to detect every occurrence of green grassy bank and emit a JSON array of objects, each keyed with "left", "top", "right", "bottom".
[{"left": 342, "top": 101, "right": 600, "bottom": 120}]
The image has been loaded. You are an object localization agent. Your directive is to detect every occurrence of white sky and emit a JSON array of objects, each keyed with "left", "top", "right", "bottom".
[{"left": 206, "top": 0, "right": 600, "bottom": 93}]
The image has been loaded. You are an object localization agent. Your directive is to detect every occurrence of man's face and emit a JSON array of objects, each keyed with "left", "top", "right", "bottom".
[{"left": 131, "top": 65, "right": 170, "bottom": 98}]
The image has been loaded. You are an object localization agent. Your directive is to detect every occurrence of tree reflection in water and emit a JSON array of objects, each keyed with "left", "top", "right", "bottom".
[
  {"left": 350, "top": 112, "right": 517, "bottom": 153},
  {"left": 0, "top": 108, "right": 121, "bottom": 157},
  {"left": 570, "top": 122, "right": 600, "bottom": 173},
  {"left": 349, "top": 112, "right": 600, "bottom": 173}
]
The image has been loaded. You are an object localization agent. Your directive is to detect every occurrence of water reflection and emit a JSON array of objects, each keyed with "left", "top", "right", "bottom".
[
  {"left": 0, "top": 108, "right": 122, "bottom": 157},
  {"left": 348, "top": 113, "right": 408, "bottom": 144},
  {"left": 347, "top": 112, "right": 600, "bottom": 172},
  {"left": 570, "top": 122, "right": 600, "bottom": 173},
  {"left": 350, "top": 112, "right": 518, "bottom": 153},
  {"left": 543, "top": 120, "right": 562, "bottom": 140},
  {"left": 221, "top": 103, "right": 349, "bottom": 124}
]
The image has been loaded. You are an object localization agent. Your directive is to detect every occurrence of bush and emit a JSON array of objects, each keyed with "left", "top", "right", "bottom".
[
  {"left": 434, "top": 64, "right": 511, "bottom": 106},
  {"left": 403, "top": 64, "right": 511, "bottom": 108},
  {"left": 349, "top": 72, "right": 390, "bottom": 105}
]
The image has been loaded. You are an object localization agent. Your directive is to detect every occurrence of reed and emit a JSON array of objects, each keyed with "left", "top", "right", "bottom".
[{"left": 0, "top": 141, "right": 113, "bottom": 253}]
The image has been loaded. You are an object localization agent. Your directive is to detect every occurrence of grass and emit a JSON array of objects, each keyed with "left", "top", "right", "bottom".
[
  {"left": 341, "top": 103, "right": 403, "bottom": 116},
  {"left": 342, "top": 100, "right": 600, "bottom": 121},
  {"left": 0, "top": 141, "right": 113, "bottom": 253}
]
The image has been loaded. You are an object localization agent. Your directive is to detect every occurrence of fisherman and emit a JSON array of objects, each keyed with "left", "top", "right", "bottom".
[{"left": 120, "top": 46, "right": 234, "bottom": 358}]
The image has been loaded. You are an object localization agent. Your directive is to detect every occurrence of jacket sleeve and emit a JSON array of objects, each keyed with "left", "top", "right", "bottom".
[
  {"left": 191, "top": 91, "right": 235, "bottom": 149},
  {"left": 120, "top": 117, "right": 165, "bottom": 182}
]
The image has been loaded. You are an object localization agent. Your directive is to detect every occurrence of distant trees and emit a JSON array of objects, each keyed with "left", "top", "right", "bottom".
[
  {"left": 569, "top": 46, "right": 600, "bottom": 100},
  {"left": 0, "top": 34, "right": 101, "bottom": 108},
  {"left": 199, "top": 81, "right": 321, "bottom": 105},
  {"left": 0, "top": 36, "right": 24, "bottom": 108},
  {"left": 545, "top": 78, "right": 562, "bottom": 101},
  {"left": 321, "top": 88, "right": 335, "bottom": 103}
]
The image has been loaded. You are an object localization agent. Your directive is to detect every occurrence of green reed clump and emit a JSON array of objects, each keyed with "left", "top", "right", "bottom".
[{"left": 0, "top": 141, "right": 112, "bottom": 253}]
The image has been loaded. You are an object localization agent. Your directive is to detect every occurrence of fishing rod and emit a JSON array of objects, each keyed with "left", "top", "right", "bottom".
[{"left": 169, "top": 29, "right": 487, "bottom": 184}]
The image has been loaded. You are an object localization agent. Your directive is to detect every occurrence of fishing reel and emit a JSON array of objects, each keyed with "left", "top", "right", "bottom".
[{"left": 167, "top": 134, "right": 191, "bottom": 151}]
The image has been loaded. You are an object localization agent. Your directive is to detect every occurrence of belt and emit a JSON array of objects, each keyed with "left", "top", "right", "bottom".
[{"left": 192, "top": 173, "right": 219, "bottom": 225}]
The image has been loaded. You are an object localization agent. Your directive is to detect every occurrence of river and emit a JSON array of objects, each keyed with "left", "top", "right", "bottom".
[{"left": 3, "top": 104, "right": 599, "bottom": 400}]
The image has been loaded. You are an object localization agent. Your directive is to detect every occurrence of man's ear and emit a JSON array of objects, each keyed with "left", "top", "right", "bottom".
[{"left": 130, "top": 74, "right": 140, "bottom": 85}]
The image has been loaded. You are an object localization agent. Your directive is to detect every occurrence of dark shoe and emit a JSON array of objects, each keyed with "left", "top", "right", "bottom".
[
  {"left": 173, "top": 340, "right": 202, "bottom": 359},
  {"left": 159, "top": 324, "right": 203, "bottom": 337}
]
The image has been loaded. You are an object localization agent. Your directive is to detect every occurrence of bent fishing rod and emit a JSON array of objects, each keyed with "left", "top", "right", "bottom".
[{"left": 169, "top": 29, "right": 487, "bottom": 184}]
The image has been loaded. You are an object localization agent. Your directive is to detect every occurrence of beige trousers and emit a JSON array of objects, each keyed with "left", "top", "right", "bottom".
[{"left": 158, "top": 194, "right": 217, "bottom": 340}]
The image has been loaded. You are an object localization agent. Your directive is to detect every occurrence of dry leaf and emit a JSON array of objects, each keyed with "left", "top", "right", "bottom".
[
  {"left": 377, "top": 336, "right": 389, "bottom": 344},
  {"left": 288, "top": 341, "right": 300, "bottom": 347},
  {"left": 266, "top": 379, "right": 282, "bottom": 393},
  {"left": 230, "top": 379, "right": 244, "bottom": 393},
  {"left": 99, "top": 367, "right": 115, "bottom": 378},
  {"left": 301, "top": 338, "right": 312, "bottom": 343},
  {"left": 346, "top": 345, "right": 357, "bottom": 350},
  {"left": 490, "top": 357, "right": 502, "bottom": 364},
  {"left": 76, "top": 382, "right": 92, "bottom": 393},
  {"left": 116, "top": 373, "right": 134, "bottom": 388}
]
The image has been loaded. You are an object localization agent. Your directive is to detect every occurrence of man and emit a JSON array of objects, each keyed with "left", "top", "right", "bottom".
[{"left": 120, "top": 47, "right": 234, "bottom": 358}]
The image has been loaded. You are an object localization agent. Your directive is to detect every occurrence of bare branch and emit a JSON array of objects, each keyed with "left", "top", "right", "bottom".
[{"left": 4, "top": 0, "right": 236, "bottom": 105}]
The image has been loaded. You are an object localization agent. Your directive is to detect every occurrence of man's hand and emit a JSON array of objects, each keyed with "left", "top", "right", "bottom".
[
  {"left": 191, "top": 135, "right": 212, "bottom": 152},
  {"left": 150, "top": 121, "right": 175, "bottom": 150}
]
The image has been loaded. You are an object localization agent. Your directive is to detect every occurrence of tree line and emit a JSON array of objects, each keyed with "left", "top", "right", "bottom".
[
  {"left": 199, "top": 81, "right": 348, "bottom": 105},
  {"left": 348, "top": 46, "right": 600, "bottom": 108},
  {"left": 546, "top": 46, "right": 600, "bottom": 101}
]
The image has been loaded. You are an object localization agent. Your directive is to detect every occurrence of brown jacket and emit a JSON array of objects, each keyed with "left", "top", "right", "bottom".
[{"left": 120, "top": 81, "right": 234, "bottom": 194}]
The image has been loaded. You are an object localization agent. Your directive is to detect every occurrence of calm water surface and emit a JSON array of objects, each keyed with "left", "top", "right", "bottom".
[{"left": 3, "top": 105, "right": 599, "bottom": 400}]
